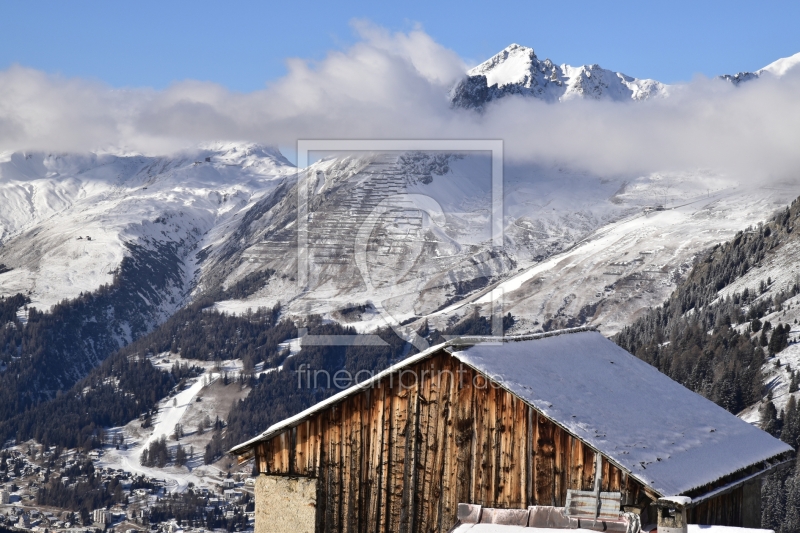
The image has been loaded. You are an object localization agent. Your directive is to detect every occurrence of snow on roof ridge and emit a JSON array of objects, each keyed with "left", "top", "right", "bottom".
[{"left": 449, "top": 325, "right": 598, "bottom": 347}]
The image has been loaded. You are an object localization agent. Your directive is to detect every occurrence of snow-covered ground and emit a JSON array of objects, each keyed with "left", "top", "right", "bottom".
[
  {"left": 113, "top": 376, "right": 214, "bottom": 492},
  {"left": 97, "top": 357, "right": 251, "bottom": 492},
  {"left": 0, "top": 143, "right": 294, "bottom": 312},
  {"left": 428, "top": 182, "right": 793, "bottom": 335},
  {"left": 740, "top": 339, "right": 800, "bottom": 425},
  {"left": 738, "top": 292, "right": 800, "bottom": 425},
  {"left": 203, "top": 156, "right": 796, "bottom": 343}
]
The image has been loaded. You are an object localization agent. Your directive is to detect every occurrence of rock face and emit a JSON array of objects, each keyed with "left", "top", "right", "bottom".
[
  {"left": 719, "top": 71, "right": 761, "bottom": 85},
  {"left": 451, "top": 44, "right": 669, "bottom": 109}
]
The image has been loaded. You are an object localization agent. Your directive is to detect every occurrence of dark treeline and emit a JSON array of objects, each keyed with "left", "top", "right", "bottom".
[
  {"left": 0, "top": 293, "right": 29, "bottom": 324},
  {"left": 428, "top": 309, "right": 515, "bottom": 345},
  {"left": 211, "top": 320, "right": 408, "bottom": 463},
  {"left": 112, "top": 269, "right": 291, "bottom": 370},
  {"left": 615, "top": 196, "right": 800, "bottom": 529},
  {"left": 0, "top": 269, "right": 289, "bottom": 448},
  {"left": 0, "top": 350, "right": 200, "bottom": 449},
  {"left": 0, "top": 239, "right": 187, "bottom": 426},
  {"left": 137, "top": 300, "right": 291, "bottom": 370},
  {"left": 216, "top": 269, "right": 276, "bottom": 301},
  {"left": 140, "top": 435, "right": 171, "bottom": 468},
  {"left": 616, "top": 198, "right": 800, "bottom": 415}
]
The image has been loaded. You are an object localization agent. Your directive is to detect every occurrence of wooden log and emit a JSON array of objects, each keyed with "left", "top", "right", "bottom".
[
  {"left": 342, "top": 395, "right": 358, "bottom": 533},
  {"left": 554, "top": 423, "right": 564, "bottom": 506},
  {"left": 365, "top": 386, "right": 382, "bottom": 533},
  {"left": 387, "top": 384, "right": 409, "bottom": 531},
  {"left": 509, "top": 395, "right": 524, "bottom": 508},
  {"left": 418, "top": 366, "right": 434, "bottom": 533},
  {"left": 331, "top": 405, "right": 343, "bottom": 533},
  {"left": 378, "top": 381, "right": 393, "bottom": 533},
  {"left": 602, "top": 455, "right": 611, "bottom": 493},
  {"left": 399, "top": 382, "right": 420, "bottom": 533},
  {"left": 295, "top": 421, "right": 306, "bottom": 475},
  {"left": 436, "top": 357, "right": 456, "bottom": 532},
  {"left": 315, "top": 416, "right": 327, "bottom": 533},
  {"left": 474, "top": 373, "right": 490, "bottom": 505},
  {"left": 454, "top": 365, "right": 474, "bottom": 512},
  {"left": 535, "top": 415, "right": 556, "bottom": 506},
  {"left": 582, "top": 443, "right": 594, "bottom": 491},
  {"left": 526, "top": 407, "right": 534, "bottom": 506}
]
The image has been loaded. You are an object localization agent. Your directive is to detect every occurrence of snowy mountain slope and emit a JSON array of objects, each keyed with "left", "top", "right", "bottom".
[
  {"left": 194, "top": 148, "right": 800, "bottom": 347},
  {"left": 2, "top": 141, "right": 798, "bottom": 352},
  {"left": 98, "top": 357, "right": 250, "bottom": 493},
  {"left": 603, "top": 194, "right": 800, "bottom": 434},
  {"left": 0, "top": 143, "right": 294, "bottom": 312},
  {"left": 425, "top": 176, "right": 796, "bottom": 337},
  {"left": 720, "top": 51, "right": 800, "bottom": 85},
  {"left": 739, "top": 320, "right": 800, "bottom": 426},
  {"left": 451, "top": 44, "right": 669, "bottom": 109},
  {"left": 199, "top": 151, "right": 514, "bottom": 324},
  {"left": 198, "top": 152, "right": 663, "bottom": 342},
  {"left": 0, "top": 143, "right": 295, "bottom": 404}
]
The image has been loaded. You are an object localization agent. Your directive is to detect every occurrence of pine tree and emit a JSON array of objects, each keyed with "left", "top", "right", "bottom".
[
  {"left": 783, "top": 396, "right": 799, "bottom": 448},
  {"left": 770, "top": 324, "right": 790, "bottom": 355},
  {"left": 782, "top": 472, "right": 800, "bottom": 533},
  {"left": 175, "top": 444, "right": 187, "bottom": 467},
  {"left": 763, "top": 472, "right": 787, "bottom": 529},
  {"left": 762, "top": 400, "right": 781, "bottom": 437}
]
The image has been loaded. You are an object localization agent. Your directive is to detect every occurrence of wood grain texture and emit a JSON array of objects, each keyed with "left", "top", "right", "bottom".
[{"left": 254, "top": 352, "right": 648, "bottom": 532}]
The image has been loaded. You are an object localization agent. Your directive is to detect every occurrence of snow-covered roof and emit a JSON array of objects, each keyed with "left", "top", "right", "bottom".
[
  {"left": 230, "top": 328, "right": 792, "bottom": 497},
  {"left": 452, "top": 331, "right": 792, "bottom": 496}
]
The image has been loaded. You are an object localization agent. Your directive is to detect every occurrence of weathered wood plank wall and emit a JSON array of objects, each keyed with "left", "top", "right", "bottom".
[{"left": 255, "top": 352, "right": 646, "bottom": 533}]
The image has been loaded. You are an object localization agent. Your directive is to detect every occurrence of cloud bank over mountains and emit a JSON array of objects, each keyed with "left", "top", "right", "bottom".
[{"left": 1, "top": 22, "right": 800, "bottom": 182}]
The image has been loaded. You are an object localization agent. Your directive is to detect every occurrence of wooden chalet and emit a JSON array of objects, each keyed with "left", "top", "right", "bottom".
[{"left": 230, "top": 327, "right": 793, "bottom": 533}]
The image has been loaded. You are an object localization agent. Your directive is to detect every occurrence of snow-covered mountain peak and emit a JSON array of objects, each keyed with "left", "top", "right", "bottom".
[
  {"left": 452, "top": 43, "right": 668, "bottom": 109},
  {"left": 467, "top": 44, "right": 549, "bottom": 87},
  {"left": 759, "top": 51, "right": 800, "bottom": 77},
  {"left": 720, "top": 51, "right": 800, "bottom": 85},
  {"left": 197, "top": 141, "right": 294, "bottom": 172}
]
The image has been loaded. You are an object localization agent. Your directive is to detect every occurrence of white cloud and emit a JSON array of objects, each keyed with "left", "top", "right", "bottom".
[{"left": 1, "top": 22, "right": 799, "bottom": 184}]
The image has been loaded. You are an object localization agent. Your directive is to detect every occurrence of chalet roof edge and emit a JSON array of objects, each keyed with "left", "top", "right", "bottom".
[
  {"left": 228, "top": 326, "right": 596, "bottom": 456},
  {"left": 447, "top": 325, "right": 598, "bottom": 347}
]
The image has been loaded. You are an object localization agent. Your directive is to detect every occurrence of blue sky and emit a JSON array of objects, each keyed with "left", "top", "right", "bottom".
[{"left": 1, "top": 0, "right": 799, "bottom": 91}]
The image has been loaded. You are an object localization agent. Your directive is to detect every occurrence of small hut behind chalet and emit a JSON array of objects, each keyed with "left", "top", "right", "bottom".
[{"left": 230, "top": 327, "right": 792, "bottom": 533}]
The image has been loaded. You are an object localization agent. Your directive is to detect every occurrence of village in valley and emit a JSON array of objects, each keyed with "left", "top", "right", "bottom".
[
  {"left": 0, "top": 445, "right": 254, "bottom": 533},
  {"left": 0, "top": 356, "right": 262, "bottom": 533},
  {"left": 0, "top": 424, "right": 256, "bottom": 533}
]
